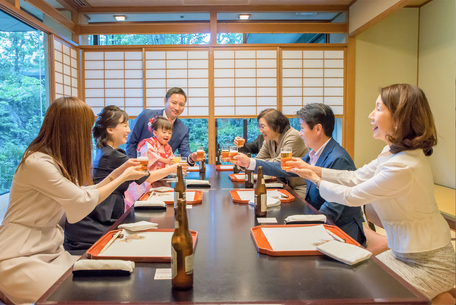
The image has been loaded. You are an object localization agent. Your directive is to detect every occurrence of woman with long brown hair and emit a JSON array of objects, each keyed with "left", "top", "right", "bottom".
[
  {"left": 0, "top": 97, "right": 147, "bottom": 304},
  {"left": 289, "top": 84, "right": 455, "bottom": 304}
]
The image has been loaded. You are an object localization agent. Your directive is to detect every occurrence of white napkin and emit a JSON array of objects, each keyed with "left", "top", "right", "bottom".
[
  {"left": 186, "top": 180, "right": 211, "bottom": 187},
  {"left": 316, "top": 240, "right": 372, "bottom": 265},
  {"left": 149, "top": 187, "right": 174, "bottom": 192},
  {"left": 265, "top": 182, "right": 283, "bottom": 188},
  {"left": 253, "top": 174, "right": 273, "bottom": 180},
  {"left": 248, "top": 197, "right": 281, "bottom": 208},
  {"left": 134, "top": 200, "right": 166, "bottom": 208},
  {"left": 284, "top": 214, "right": 327, "bottom": 224},
  {"left": 118, "top": 221, "right": 158, "bottom": 231},
  {"left": 73, "top": 260, "right": 135, "bottom": 273}
]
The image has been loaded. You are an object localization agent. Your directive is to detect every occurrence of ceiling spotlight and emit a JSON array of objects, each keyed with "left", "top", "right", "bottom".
[
  {"left": 239, "top": 14, "right": 250, "bottom": 20},
  {"left": 114, "top": 15, "right": 126, "bottom": 21}
]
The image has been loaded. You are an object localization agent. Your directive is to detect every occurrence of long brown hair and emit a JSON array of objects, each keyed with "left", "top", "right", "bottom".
[
  {"left": 380, "top": 84, "right": 437, "bottom": 156},
  {"left": 17, "top": 96, "right": 95, "bottom": 185}
]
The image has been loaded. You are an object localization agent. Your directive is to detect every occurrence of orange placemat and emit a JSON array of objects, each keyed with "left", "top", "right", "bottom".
[
  {"left": 228, "top": 174, "right": 277, "bottom": 183},
  {"left": 187, "top": 166, "right": 199, "bottom": 172},
  {"left": 251, "top": 224, "right": 360, "bottom": 256},
  {"left": 139, "top": 190, "right": 203, "bottom": 205},
  {"left": 86, "top": 229, "right": 198, "bottom": 262},
  {"left": 230, "top": 189, "right": 295, "bottom": 204}
]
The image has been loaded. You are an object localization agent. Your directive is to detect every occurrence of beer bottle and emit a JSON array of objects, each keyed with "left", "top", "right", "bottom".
[
  {"left": 215, "top": 143, "right": 221, "bottom": 165},
  {"left": 254, "top": 166, "right": 267, "bottom": 217},
  {"left": 199, "top": 159, "right": 206, "bottom": 180},
  {"left": 174, "top": 165, "right": 186, "bottom": 212},
  {"left": 171, "top": 198, "right": 193, "bottom": 290},
  {"left": 244, "top": 153, "right": 254, "bottom": 188},
  {"left": 233, "top": 163, "right": 241, "bottom": 174}
]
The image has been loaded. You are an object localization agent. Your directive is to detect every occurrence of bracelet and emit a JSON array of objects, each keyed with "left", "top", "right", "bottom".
[{"left": 315, "top": 178, "right": 321, "bottom": 189}]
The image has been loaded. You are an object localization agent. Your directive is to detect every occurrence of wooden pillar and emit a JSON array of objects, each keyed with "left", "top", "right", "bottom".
[
  {"left": 210, "top": 11, "right": 217, "bottom": 45},
  {"left": 5, "top": 0, "right": 19, "bottom": 9}
]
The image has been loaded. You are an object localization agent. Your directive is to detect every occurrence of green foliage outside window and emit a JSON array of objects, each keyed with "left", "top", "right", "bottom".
[
  {"left": 180, "top": 119, "right": 209, "bottom": 162},
  {"left": 0, "top": 31, "right": 46, "bottom": 194},
  {"left": 88, "top": 33, "right": 243, "bottom": 45}
]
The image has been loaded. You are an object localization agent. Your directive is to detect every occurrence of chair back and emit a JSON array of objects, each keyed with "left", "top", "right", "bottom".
[{"left": 364, "top": 204, "right": 383, "bottom": 229}]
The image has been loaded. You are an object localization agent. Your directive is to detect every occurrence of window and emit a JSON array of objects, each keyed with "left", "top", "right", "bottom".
[
  {"left": 181, "top": 118, "right": 209, "bottom": 162},
  {"left": 89, "top": 34, "right": 211, "bottom": 46},
  {"left": 0, "top": 12, "right": 47, "bottom": 194}
]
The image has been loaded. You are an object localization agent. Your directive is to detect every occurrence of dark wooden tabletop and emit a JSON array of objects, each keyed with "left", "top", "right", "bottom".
[{"left": 37, "top": 165, "right": 429, "bottom": 304}]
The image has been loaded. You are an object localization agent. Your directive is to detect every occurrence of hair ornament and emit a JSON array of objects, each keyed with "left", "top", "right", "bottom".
[{"left": 148, "top": 115, "right": 160, "bottom": 132}]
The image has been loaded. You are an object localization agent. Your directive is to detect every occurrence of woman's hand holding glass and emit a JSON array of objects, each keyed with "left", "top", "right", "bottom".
[
  {"left": 121, "top": 165, "right": 149, "bottom": 181},
  {"left": 285, "top": 157, "right": 310, "bottom": 170},
  {"left": 111, "top": 159, "right": 142, "bottom": 180}
]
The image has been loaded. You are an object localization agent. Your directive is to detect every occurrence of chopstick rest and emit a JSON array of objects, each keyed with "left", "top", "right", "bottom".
[
  {"left": 316, "top": 240, "right": 372, "bottom": 265},
  {"left": 284, "top": 214, "right": 327, "bottom": 224},
  {"left": 118, "top": 221, "right": 158, "bottom": 231},
  {"left": 73, "top": 259, "right": 135, "bottom": 276},
  {"left": 134, "top": 200, "right": 166, "bottom": 210}
]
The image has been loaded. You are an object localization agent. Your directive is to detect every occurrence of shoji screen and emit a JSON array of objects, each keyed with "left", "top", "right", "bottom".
[
  {"left": 213, "top": 49, "right": 278, "bottom": 116},
  {"left": 54, "top": 38, "right": 78, "bottom": 99},
  {"left": 83, "top": 51, "right": 144, "bottom": 116},
  {"left": 145, "top": 50, "right": 209, "bottom": 116},
  {"left": 281, "top": 50, "right": 344, "bottom": 116}
]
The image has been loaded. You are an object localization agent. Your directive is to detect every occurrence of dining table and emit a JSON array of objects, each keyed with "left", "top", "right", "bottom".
[{"left": 37, "top": 164, "right": 429, "bottom": 304}]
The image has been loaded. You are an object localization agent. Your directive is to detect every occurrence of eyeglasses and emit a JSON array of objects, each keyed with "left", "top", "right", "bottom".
[{"left": 257, "top": 124, "right": 268, "bottom": 131}]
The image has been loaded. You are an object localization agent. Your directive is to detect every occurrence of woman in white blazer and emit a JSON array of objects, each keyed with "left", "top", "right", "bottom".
[{"left": 289, "top": 84, "right": 454, "bottom": 304}]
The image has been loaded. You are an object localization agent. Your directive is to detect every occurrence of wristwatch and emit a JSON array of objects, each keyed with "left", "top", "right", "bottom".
[{"left": 315, "top": 178, "right": 321, "bottom": 189}]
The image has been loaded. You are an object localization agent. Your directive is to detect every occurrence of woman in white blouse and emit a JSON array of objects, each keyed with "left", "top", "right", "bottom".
[
  {"left": 288, "top": 84, "right": 454, "bottom": 304},
  {"left": 0, "top": 97, "right": 147, "bottom": 304}
]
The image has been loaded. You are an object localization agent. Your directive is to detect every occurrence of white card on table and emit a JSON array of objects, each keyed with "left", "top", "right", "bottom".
[
  {"left": 154, "top": 268, "right": 172, "bottom": 280},
  {"left": 257, "top": 217, "right": 278, "bottom": 224},
  {"left": 234, "top": 174, "right": 245, "bottom": 180},
  {"left": 149, "top": 191, "right": 195, "bottom": 202},
  {"left": 219, "top": 165, "right": 233, "bottom": 169},
  {"left": 261, "top": 225, "right": 332, "bottom": 251}
]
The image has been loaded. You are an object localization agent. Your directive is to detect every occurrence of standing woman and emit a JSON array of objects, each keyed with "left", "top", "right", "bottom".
[
  {"left": 289, "top": 84, "right": 455, "bottom": 304},
  {"left": 64, "top": 106, "right": 180, "bottom": 254},
  {"left": 0, "top": 98, "right": 147, "bottom": 304}
]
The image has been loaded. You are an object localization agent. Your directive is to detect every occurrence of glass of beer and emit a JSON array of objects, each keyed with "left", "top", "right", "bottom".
[
  {"left": 280, "top": 147, "right": 293, "bottom": 170},
  {"left": 179, "top": 157, "right": 187, "bottom": 177},
  {"left": 173, "top": 154, "right": 181, "bottom": 165},
  {"left": 137, "top": 151, "right": 149, "bottom": 172},
  {"left": 221, "top": 145, "right": 229, "bottom": 162},
  {"left": 235, "top": 137, "right": 245, "bottom": 148},
  {"left": 196, "top": 146, "right": 205, "bottom": 161},
  {"left": 229, "top": 146, "right": 238, "bottom": 163}
]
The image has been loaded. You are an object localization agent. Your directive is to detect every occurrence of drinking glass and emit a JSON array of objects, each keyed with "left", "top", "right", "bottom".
[
  {"left": 221, "top": 145, "right": 229, "bottom": 162},
  {"left": 173, "top": 154, "right": 181, "bottom": 165},
  {"left": 229, "top": 146, "right": 238, "bottom": 163},
  {"left": 280, "top": 147, "right": 293, "bottom": 170},
  {"left": 137, "top": 151, "right": 148, "bottom": 172},
  {"left": 196, "top": 146, "right": 205, "bottom": 161},
  {"left": 179, "top": 157, "right": 188, "bottom": 177}
]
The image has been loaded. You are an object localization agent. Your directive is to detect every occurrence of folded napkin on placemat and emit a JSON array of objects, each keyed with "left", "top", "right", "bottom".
[
  {"left": 265, "top": 182, "right": 283, "bottom": 189},
  {"left": 73, "top": 260, "right": 135, "bottom": 276},
  {"left": 248, "top": 197, "right": 281, "bottom": 208},
  {"left": 134, "top": 200, "right": 166, "bottom": 210},
  {"left": 118, "top": 221, "right": 158, "bottom": 231},
  {"left": 284, "top": 214, "right": 327, "bottom": 224},
  {"left": 316, "top": 240, "right": 372, "bottom": 265},
  {"left": 186, "top": 180, "right": 211, "bottom": 187}
]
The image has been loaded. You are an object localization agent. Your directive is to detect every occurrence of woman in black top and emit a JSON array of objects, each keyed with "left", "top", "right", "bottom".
[{"left": 64, "top": 106, "right": 180, "bottom": 254}]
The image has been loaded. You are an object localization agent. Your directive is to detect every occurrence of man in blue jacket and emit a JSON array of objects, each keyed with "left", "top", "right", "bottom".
[
  {"left": 126, "top": 87, "right": 200, "bottom": 164},
  {"left": 235, "top": 103, "right": 366, "bottom": 246}
]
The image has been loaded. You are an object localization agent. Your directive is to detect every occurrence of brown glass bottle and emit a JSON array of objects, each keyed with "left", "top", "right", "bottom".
[
  {"left": 254, "top": 166, "right": 267, "bottom": 217},
  {"left": 244, "top": 153, "right": 254, "bottom": 188},
  {"left": 199, "top": 159, "right": 206, "bottom": 180},
  {"left": 174, "top": 165, "right": 186, "bottom": 211},
  {"left": 215, "top": 143, "right": 221, "bottom": 165},
  {"left": 171, "top": 198, "right": 193, "bottom": 290}
]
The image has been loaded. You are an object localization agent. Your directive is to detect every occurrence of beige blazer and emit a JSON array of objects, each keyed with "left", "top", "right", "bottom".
[{"left": 255, "top": 126, "right": 308, "bottom": 197}]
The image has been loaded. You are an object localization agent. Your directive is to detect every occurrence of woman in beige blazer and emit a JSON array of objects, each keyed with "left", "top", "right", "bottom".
[{"left": 255, "top": 108, "right": 308, "bottom": 197}]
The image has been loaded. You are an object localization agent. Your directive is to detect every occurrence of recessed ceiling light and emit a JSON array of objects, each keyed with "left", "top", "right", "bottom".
[
  {"left": 239, "top": 14, "right": 250, "bottom": 20},
  {"left": 114, "top": 15, "right": 126, "bottom": 21}
]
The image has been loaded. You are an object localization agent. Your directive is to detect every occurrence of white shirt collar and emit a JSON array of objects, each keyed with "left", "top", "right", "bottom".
[
  {"left": 309, "top": 138, "right": 332, "bottom": 166},
  {"left": 162, "top": 109, "right": 176, "bottom": 124}
]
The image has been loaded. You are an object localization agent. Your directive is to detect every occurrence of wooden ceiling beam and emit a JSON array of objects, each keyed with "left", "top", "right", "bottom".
[
  {"left": 24, "top": 0, "right": 76, "bottom": 33},
  {"left": 79, "top": 5, "right": 348, "bottom": 14}
]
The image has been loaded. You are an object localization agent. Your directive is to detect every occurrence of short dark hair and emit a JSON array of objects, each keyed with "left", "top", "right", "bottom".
[
  {"left": 296, "top": 104, "right": 334, "bottom": 137},
  {"left": 93, "top": 105, "right": 129, "bottom": 149},
  {"left": 380, "top": 84, "right": 437, "bottom": 156},
  {"left": 152, "top": 116, "right": 173, "bottom": 132},
  {"left": 166, "top": 87, "right": 187, "bottom": 103},
  {"left": 257, "top": 108, "right": 290, "bottom": 134}
]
